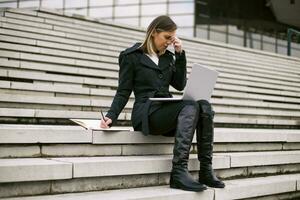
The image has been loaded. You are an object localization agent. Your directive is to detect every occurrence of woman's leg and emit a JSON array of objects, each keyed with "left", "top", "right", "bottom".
[
  {"left": 149, "top": 100, "right": 207, "bottom": 191},
  {"left": 148, "top": 101, "right": 186, "bottom": 136},
  {"left": 196, "top": 100, "right": 225, "bottom": 188}
]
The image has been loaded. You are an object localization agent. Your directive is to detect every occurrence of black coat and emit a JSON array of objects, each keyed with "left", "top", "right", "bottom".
[{"left": 106, "top": 42, "right": 187, "bottom": 135}]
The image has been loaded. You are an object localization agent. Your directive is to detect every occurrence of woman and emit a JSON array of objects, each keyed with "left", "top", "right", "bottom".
[{"left": 100, "top": 15, "right": 225, "bottom": 192}]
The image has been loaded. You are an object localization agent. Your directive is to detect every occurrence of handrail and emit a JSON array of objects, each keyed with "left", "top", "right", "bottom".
[{"left": 287, "top": 28, "right": 300, "bottom": 56}]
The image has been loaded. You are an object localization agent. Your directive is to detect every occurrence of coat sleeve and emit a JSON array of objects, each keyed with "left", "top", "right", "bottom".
[
  {"left": 106, "top": 52, "right": 134, "bottom": 125},
  {"left": 170, "top": 50, "right": 187, "bottom": 91}
]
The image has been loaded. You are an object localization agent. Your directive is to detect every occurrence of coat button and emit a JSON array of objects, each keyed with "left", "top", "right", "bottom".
[{"left": 158, "top": 74, "right": 163, "bottom": 79}]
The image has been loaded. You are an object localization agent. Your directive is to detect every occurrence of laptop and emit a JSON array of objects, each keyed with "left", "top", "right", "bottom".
[{"left": 149, "top": 63, "right": 218, "bottom": 102}]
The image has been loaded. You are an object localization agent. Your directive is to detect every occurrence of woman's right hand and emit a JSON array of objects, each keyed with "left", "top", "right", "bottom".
[{"left": 100, "top": 117, "right": 112, "bottom": 128}]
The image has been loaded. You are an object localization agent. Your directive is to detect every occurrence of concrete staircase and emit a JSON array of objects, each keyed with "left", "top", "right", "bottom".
[{"left": 0, "top": 8, "right": 300, "bottom": 199}]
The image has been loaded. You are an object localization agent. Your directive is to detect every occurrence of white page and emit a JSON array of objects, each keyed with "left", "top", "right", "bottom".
[{"left": 70, "top": 119, "right": 132, "bottom": 131}]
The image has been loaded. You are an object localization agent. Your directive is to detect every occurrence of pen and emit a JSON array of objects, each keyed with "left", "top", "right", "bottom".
[{"left": 100, "top": 109, "right": 106, "bottom": 122}]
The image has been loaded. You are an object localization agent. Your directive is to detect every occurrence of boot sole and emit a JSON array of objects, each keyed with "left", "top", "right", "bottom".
[
  {"left": 170, "top": 182, "right": 207, "bottom": 192},
  {"left": 198, "top": 181, "right": 225, "bottom": 188}
]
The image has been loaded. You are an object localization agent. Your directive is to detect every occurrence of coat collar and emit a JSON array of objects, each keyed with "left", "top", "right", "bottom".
[
  {"left": 122, "top": 42, "right": 159, "bottom": 70},
  {"left": 123, "top": 42, "right": 142, "bottom": 55},
  {"left": 123, "top": 42, "right": 174, "bottom": 71},
  {"left": 123, "top": 42, "right": 175, "bottom": 56}
]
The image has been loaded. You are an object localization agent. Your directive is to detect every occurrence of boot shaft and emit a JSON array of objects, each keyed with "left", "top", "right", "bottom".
[
  {"left": 196, "top": 100, "right": 215, "bottom": 164},
  {"left": 172, "top": 102, "right": 199, "bottom": 166}
]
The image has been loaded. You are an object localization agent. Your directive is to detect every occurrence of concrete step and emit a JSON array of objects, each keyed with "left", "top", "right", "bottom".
[
  {"left": 1, "top": 125, "right": 299, "bottom": 158},
  {"left": 1, "top": 50, "right": 299, "bottom": 92},
  {"left": 1, "top": 151, "right": 300, "bottom": 183},
  {"left": 2, "top": 88, "right": 300, "bottom": 112},
  {"left": 1, "top": 68, "right": 118, "bottom": 86},
  {"left": 0, "top": 20, "right": 134, "bottom": 49},
  {"left": 1, "top": 93, "right": 300, "bottom": 117},
  {"left": 2, "top": 66, "right": 300, "bottom": 100},
  {"left": 219, "top": 151, "right": 300, "bottom": 167},
  {"left": 3, "top": 13, "right": 296, "bottom": 76},
  {"left": 6, "top": 7, "right": 300, "bottom": 64},
  {"left": 0, "top": 107, "right": 125, "bottom": 119},
  {"left": 3, "top": 9, "right": 145, "bottom": 39},
  {"left": 1, "top": 32, "right": 299, "bottom": 83},
  {"left": 14, "top": 7, "right": 299, "bottom": 67},
  {"left": 0, "top": 93, "right": 123, "bottom": 107},
  {"left": 0, "top": 26, "right": 125, "bottom": 52},
  {"left": 1, "top": 78, "right": 300, "bottom": 107},
  {"left": 1, "top": 125, "right": 299, "bottom": 144},
  {"left": 2, "top": 13, "right": 300, "bottom": 76},
  {"left": 2, "top": 46, "right": 300, "bottom": 92},
  {"left": 1, "top": 33, "right": 299, "bottom": 87},
  {"left": 0, "top": 155, "right": 226, "bottom": 183},
  {"left": 2, "top": 13, "right": 142, "bottom": 42},
  {"left": 36, "top": 8, "right": 145, "bottom": 36},
  {"left": 197, "top": 56, "right": 300, "bottom": 81},
  {"left": 1, "top": 174, "right": 300, "bottom": 200},
  {"left": 4, "top": 8, "right": 300, "bottom": 70},
  {"left": 3, "top": 84, "right": 300, "bottom": 114},
  {"left": 1, "top": 31, "right": 298, "bottom": 82},
  {"left": 0, "top": 107, "right": 299, "bottom": 126},
  {"left": 0, "top": 158, "right": 72, "bottom": 183},
  {"left": 1, "top": 22, "right": 297, "bottom": 79},
  {"left": 0, "top": 41, "right": 118, "bottom": 63},
  {"left": 0, "top": 8, "right": 300, "bottom": 200},
  {"left": 2, "top": 142, "right": 296, "bottom": 158},
  {"left": 1, "top": 24, "right": 299, "bottom": 83},
  {"left": 186, "top": 41, "right": 300, "bottom": 72}
]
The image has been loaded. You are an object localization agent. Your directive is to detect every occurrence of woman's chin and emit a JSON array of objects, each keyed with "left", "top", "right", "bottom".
[{"left": 159, "top": 49, "right": 166, "bottom": 55}]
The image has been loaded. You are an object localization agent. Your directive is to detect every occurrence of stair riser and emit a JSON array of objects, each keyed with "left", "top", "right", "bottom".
[
  {"left": 1, "top": 167, "right": 300, "bottom": 198},
  {"left": 1, "top": 143, "right": 299, "bottom": 158},
  {"left": 246, "top": 191, "right": 300, "bottom": 200}
]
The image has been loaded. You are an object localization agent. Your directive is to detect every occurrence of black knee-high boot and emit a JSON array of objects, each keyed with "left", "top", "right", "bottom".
[
  {"left": 197, "top": 100, "right": 225, "bottom": 188},
  {"left": 170, "top": 103, "right": 207, "bottom": 192}
]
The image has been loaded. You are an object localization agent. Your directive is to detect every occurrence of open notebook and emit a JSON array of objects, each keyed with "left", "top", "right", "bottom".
[{"left": 70, "top": 119, "right": 131, "bottom": 131}]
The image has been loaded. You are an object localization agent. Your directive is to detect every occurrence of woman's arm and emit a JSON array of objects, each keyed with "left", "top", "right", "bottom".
[
  {"left": 105, "top": 52, "right": 134, "bottom": 125},
  {"left": 170, "top": 50, "right": 187, "bottom": 91}
]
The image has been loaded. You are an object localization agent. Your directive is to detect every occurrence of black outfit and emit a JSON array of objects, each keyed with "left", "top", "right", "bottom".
[
  {"left": 106, "top": 42, "right": 186, "bottom": 135},
  {"left": 106, "top": 42, "right": 225, "bottom": 191}
]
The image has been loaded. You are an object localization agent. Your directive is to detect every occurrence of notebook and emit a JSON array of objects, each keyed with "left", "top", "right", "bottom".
[
  {"left": 70, "top": 119, "right": 132, "bottom": 131},
  {"left": 149, "top": 63, "right": 218, "bottom": 102}
]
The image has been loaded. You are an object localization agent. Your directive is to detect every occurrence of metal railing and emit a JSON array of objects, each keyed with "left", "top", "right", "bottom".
[{"left": 287, "top": 28, "right": 300, "bottom": 56}]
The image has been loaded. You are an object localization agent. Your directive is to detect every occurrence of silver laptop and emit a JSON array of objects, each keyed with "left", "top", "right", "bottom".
[{"left": 149, "top": 63, "right": 218, "bottom": 102}]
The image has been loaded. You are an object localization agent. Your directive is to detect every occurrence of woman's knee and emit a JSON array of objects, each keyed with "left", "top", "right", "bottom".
[
  {"left": 180, "top": 100, "right": 199, "bottom": 116},
  {"left": 197, "top": 100, "right": 214, "bottom": 116}
]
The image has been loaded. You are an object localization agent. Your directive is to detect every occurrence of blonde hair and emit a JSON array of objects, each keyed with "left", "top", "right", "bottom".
[{"left": 139, "top": 15, "right": 177, "bottom": 55}]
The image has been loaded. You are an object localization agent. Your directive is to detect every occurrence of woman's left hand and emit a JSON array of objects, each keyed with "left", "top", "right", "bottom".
[{"left": 172, "top": 36, "right": 182, "bottom": 54}]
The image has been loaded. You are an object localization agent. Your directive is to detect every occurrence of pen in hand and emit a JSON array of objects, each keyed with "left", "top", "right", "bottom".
[
  {"left": 100, "top": 109, "right": 112, "bottom": 128},
  {"left": 100, "top": 109, "right": 106, "bottom": 123}
]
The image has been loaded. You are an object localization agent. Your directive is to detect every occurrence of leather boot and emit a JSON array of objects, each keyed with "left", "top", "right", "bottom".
[
  {"left": 170, "top": 103, "right": 207, "bottom": 192},
  {"left": 197, "top": 100, "right": 225, "bottom": 188}
]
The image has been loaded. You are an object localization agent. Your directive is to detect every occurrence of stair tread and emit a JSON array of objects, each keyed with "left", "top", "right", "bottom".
[{"left": 2, "top": 173, "right": 300, "bottom": 200}]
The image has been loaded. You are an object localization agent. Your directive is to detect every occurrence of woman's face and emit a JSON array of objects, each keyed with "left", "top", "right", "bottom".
[{"left": 152, "top": 30, "right": 176, "bottom": 53}]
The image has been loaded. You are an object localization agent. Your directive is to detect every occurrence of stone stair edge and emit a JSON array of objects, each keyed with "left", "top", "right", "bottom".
[
  {"left": 1, "top": 152, "right": 300, "bottom": 182},
  {"left": 1, "top": 17, "right": 298, "bottom": 73},
  {"left": 0, "top": 173, "right": 300, "bottom": 200},
  {"left": 5, "top": 7, "right": 300, "bottom": 63},
  {"left": 1, "top": 17, "right": 298, "bottom": 74},
  {"left": 1, "top": 125, "right": 299, "bottom": 143},
  {"left": 1, "top": 93, "right": 300, "bottom": 114}
]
